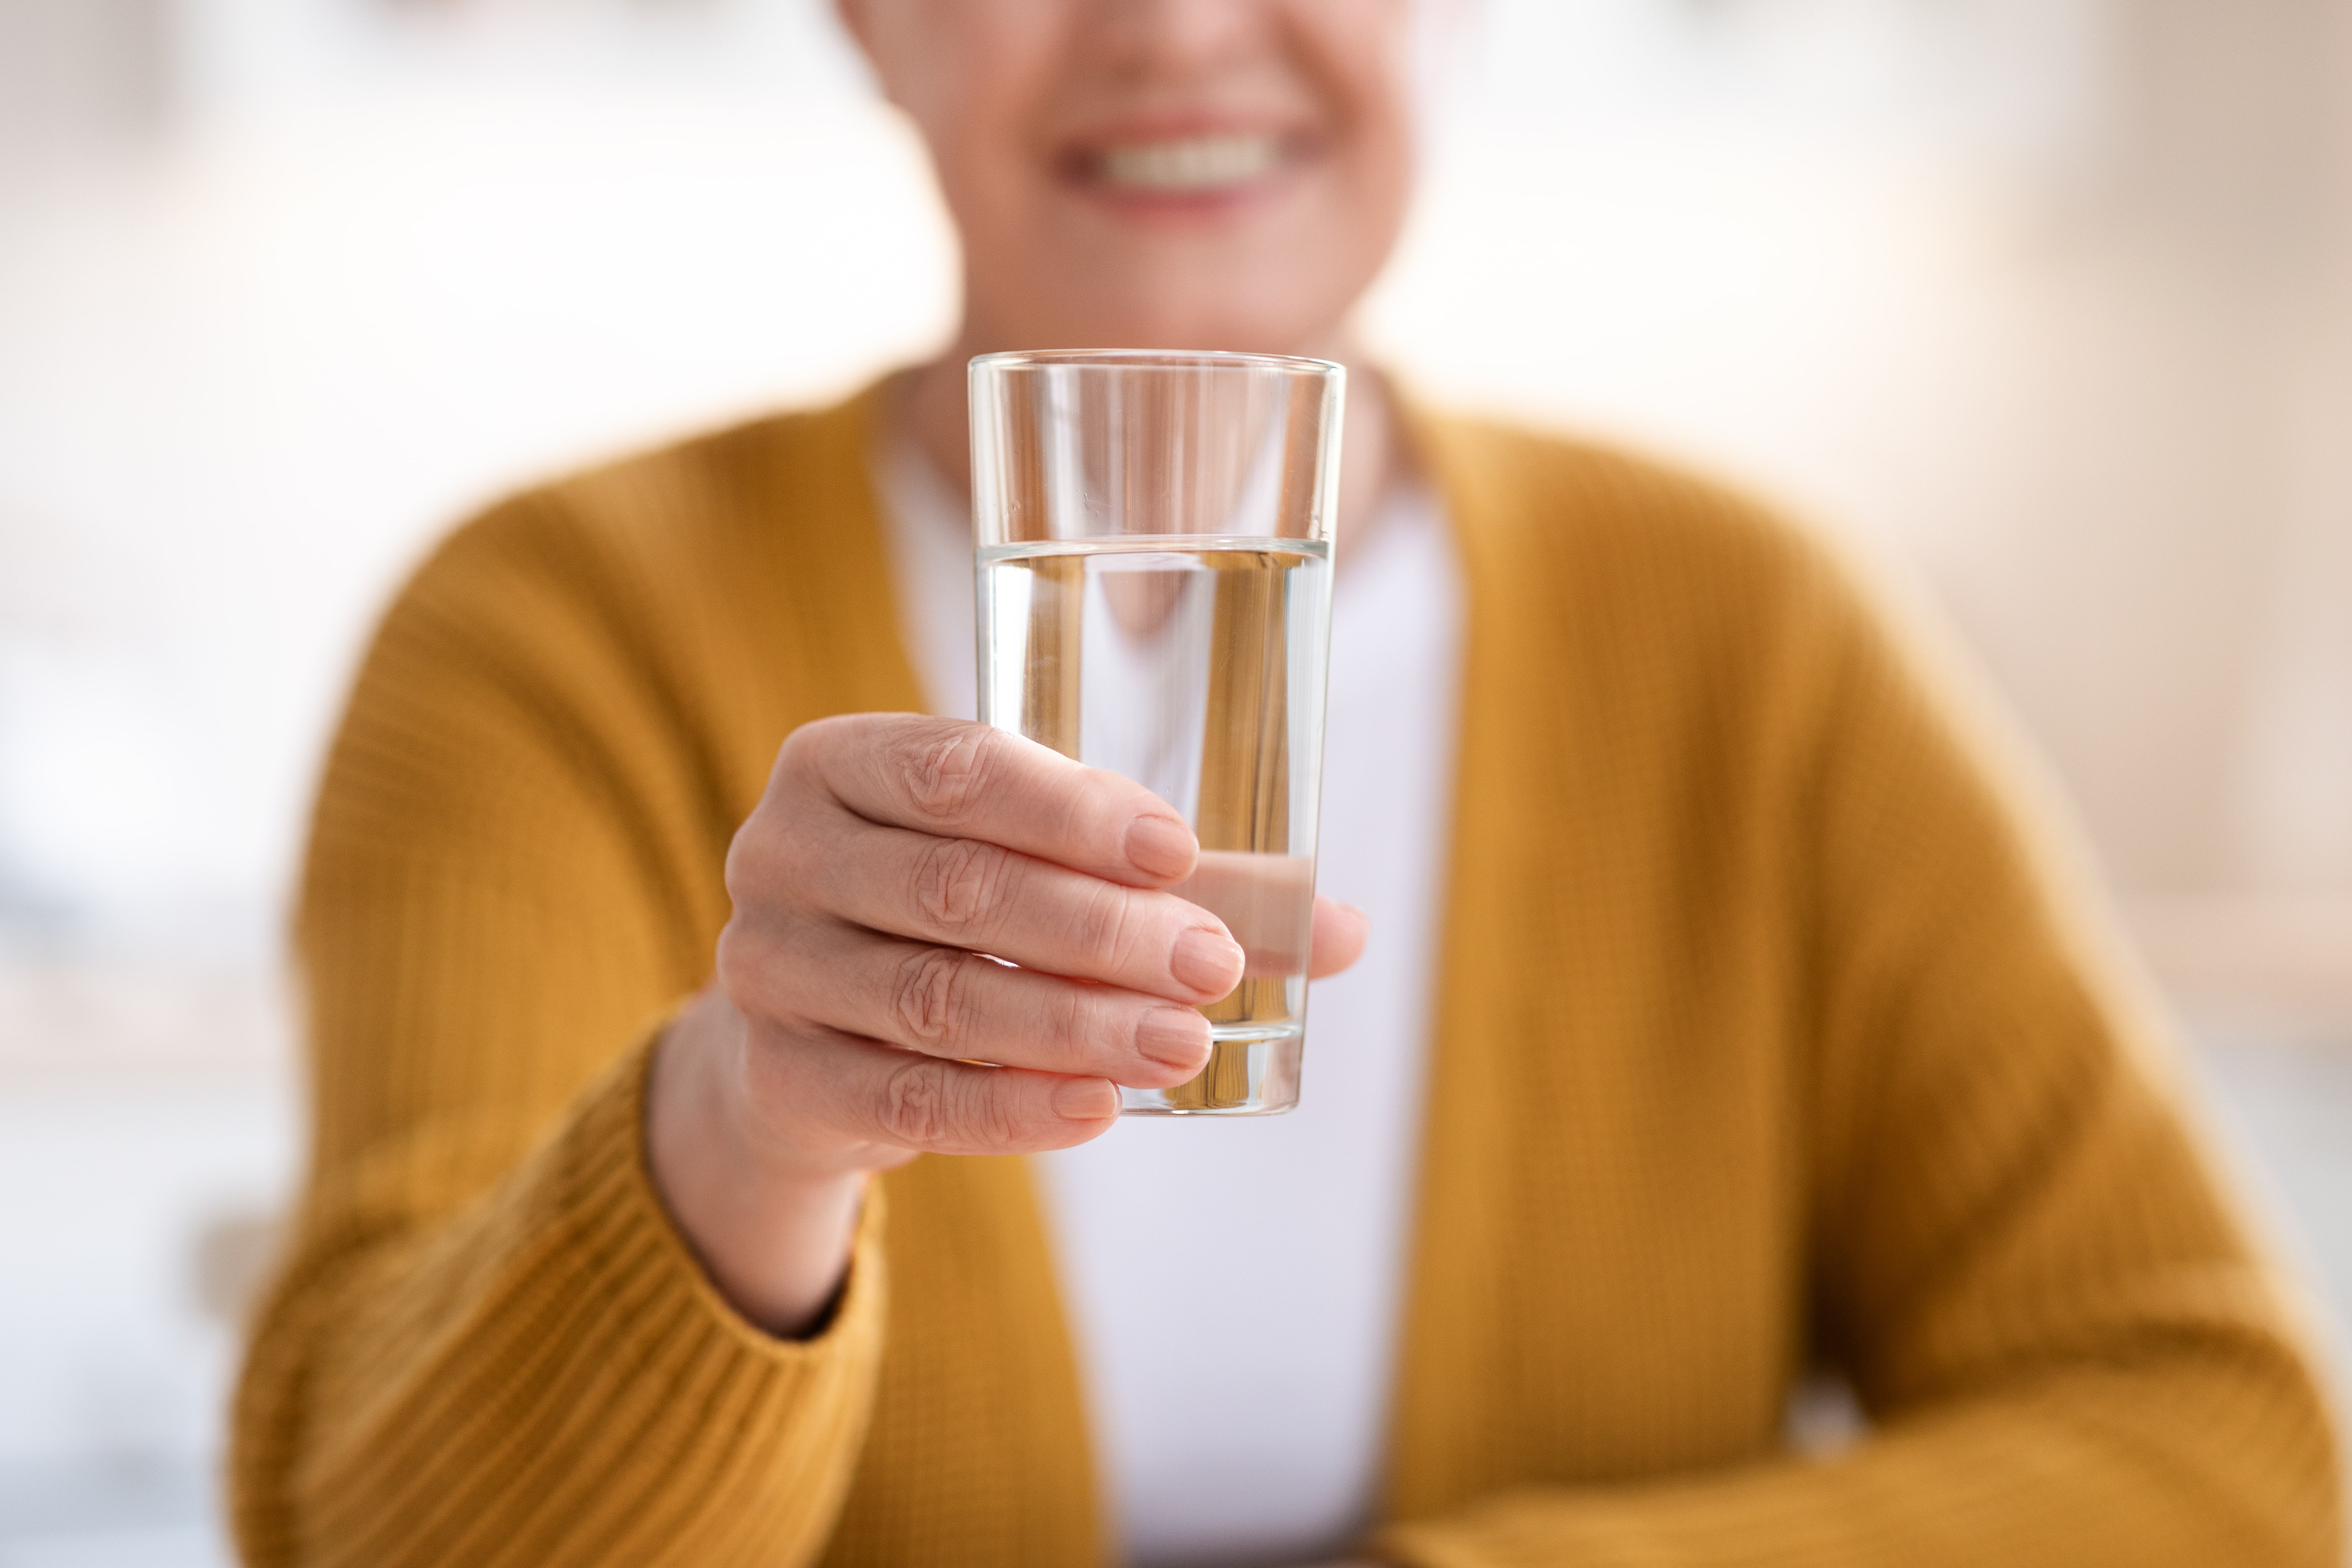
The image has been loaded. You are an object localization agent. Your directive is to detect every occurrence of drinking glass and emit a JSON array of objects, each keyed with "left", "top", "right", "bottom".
[{"left": 969, "top": 349, "right": 1345, "bottom": 1115}]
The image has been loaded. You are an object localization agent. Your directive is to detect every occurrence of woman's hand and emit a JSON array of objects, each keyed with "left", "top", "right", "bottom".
[{"left": 649, "top": 714, "right": 1368, "bottom": 1335}]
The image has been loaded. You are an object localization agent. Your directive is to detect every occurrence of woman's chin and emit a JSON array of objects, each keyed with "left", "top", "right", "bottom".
[
  {"left": 982, "top": 311, "right": 1328, "bottom": 358},
  {"left": 972, "top": 256, "right": 1346, "bottom": 357}
]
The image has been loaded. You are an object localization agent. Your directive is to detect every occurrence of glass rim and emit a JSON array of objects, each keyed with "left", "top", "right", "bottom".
[{"left": 968, "top": 348, "right": 1344, "bottom": 379}]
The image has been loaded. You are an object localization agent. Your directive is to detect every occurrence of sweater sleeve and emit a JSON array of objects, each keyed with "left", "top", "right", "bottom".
[
  {"left": 229, "top": 496, "right": 888, "bottom": 1568},
  {"left": 1373, "top": 547, "right": 2342, "bottom": 1566}
]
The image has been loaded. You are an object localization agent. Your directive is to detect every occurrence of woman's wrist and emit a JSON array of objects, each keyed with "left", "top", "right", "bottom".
[{"left": 647, "top": 987, "right": 869, "bottom": 1337}]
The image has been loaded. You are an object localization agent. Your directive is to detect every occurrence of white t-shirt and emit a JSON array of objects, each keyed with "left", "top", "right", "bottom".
[{"left": 874, "top": 438, "right": 1465, "bottom": 1567}]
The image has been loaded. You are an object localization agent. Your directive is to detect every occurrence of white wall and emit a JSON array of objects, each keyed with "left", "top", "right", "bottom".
[
  {"left": 7, "top": 0, "right": 2349, "bottom": 951},
  {"left": 1368, "top": 0, "right": 2352, "bottom": 920}
]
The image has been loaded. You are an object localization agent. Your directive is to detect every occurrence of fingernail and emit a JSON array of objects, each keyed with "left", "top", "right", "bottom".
[
  {"left": 1135, "top": 1006, "right": 1211, "bottom": 1069},
  {"left": 1124, "top": 814, "right": 1196, "bottom": 880},
  {"left": 1053, "top": 1077, "right": 1118, "bottom": 1121},
  {"left": 1170, "top": 928, "right": 1245, "bottom": 997}
]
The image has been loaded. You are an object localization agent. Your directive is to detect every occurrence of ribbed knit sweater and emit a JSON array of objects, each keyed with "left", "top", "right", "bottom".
[{"left": 230, "top": 385, "right": 2342, "bottom": 1567}]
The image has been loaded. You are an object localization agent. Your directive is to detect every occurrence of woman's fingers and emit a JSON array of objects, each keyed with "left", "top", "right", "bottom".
[
  {"left": 728, "top": 920, "right": 1212, "bottom": 1088},
  {"left": 750, "top": 1026, "right": 1121, "bottom": 1159},
  {"left": 795, "top": 815, "right": 1245, "bottom": 1004},
  {"left": 709, "top": 713, "right": 1378, "bottom": 1178},
  {"left": 1308, "top": 897, "right": 1370, "bottom": 979},
  {"left": 790, "top": 714, "right": 1200, "bottom": 887}
]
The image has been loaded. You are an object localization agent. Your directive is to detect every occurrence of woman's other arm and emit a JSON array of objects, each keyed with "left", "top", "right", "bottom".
[{"left": 1367, "top": 550, "right": 2340, "bottom": 1568}]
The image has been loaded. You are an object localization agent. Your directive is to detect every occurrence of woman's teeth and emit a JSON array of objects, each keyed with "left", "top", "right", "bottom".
[{"left": 1097, "top": 134, "right": 1284, "bottom": 193}]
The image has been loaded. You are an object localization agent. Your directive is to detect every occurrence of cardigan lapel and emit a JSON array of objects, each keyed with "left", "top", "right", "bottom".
[
  {"left": 1373, "top": 400, "right": 1545, "bottom": 1519},
  {"left": 1371, "top": 406, "right": 1807, "bottom": 1523}
]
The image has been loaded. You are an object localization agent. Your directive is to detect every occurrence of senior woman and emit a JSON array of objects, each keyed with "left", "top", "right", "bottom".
[{"left": 231, "top": 1, "right": 2339, "bottom": 1565}]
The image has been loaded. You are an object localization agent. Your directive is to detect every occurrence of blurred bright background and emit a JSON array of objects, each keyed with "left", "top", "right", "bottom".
[{"left": 3, "top": 0, "right": 2350, "bottom": 1561}]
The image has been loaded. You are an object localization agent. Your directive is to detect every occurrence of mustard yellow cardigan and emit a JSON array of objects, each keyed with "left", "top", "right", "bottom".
[{"left": 232, "top": 385, "right": 2341, "bottom": 1567}]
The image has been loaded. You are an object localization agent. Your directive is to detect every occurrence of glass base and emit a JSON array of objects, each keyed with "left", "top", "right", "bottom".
[{"left": 1121, "top": 1028, "right": 1303, "bottom": 1116}]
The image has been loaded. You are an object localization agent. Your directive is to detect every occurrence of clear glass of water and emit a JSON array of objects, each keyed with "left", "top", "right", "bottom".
[{"left": 969, "top": 349, "right": 1345, "bottom": 1115}]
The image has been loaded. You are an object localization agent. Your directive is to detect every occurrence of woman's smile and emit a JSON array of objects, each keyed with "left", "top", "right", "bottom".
[{"left": 1068, "top": 125, "right": 1314, "bottom": 215}]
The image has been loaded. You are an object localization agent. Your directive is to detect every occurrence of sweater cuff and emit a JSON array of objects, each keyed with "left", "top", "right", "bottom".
[
  {"left": 563, "top": 1029, "right": 891, "bottom": 1371},
  {"left": 384, "top": 1032, "right": 895, "bottom": 1558},
  {"left": 246, "top": 1032, "right": 893, "bottom": 1567}
]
